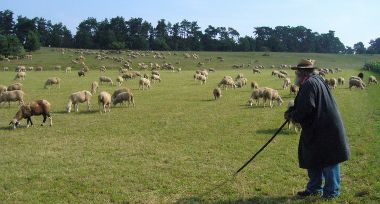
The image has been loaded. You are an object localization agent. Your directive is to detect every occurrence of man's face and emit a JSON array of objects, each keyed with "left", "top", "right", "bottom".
[{"left": 294, "top": 70, "right": 303, "bottom": 86}]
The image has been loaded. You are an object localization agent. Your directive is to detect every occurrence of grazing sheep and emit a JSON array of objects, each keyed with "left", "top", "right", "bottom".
[
  {"left": 368, "top": 76, "right": 378, "bottom": 85},
  {"left": 3, "top": 67, "right": 9, "bottom": 71},
  {"left": 290, "top": 84, "right": 299, "bottom": 95},
  {"left": 248, "top": 87, "right": 266, "bottom": 106},
  {"left": 218, "top": 76, "right": 236, "bottom": 90},
  {"left": 195, "top": 74, "right": 207, "bottom": 85},
  {"left": 287, "top": 100, "right": 301, "bottom": 132},
  {"left": 78, "top": 70, "right": 85, "bottom": 77},
  {"left": 0, "top": 90, "right": 24, "bottom": 107},
  {"left": 35, "top": 66, "right": 43, "bottom": 71},
  {"left": 272, "top": 70, "right": 280, "bottom": 76},
  {"left": 235, "top": 77, "right": 248, "bottom": 88},
  {"left": 279, "top": 70, "right": 288, "bottom": 76},
  {"left": 14, "top": 72, "right": 26, "bottom": 80},
  {"left": 98, "top": 91, "right": 111, "bottom": 113},
  {"left": 54, "top": 65, "right": 61, "bottom": 71},
  {"left": 116, "top": 76, "right": 124, "bottom": 86},
  {"left": 9, "top": 99, "right": 52, "bottom": 129},
  {"left": 66, "top": 90, "right": 92, "bottom": 113},
  {"left": 139, "top": 78, "right": 151, "bottom": 90},
  {"left": 152, "top": 70, "right": 160, "bottom": 76},
  {"left": 282, "top": 78, "right": 291, "bottom": 89},
  {"left": 111, "top": 87, "right": 131, "bottom": 101},
  {"left": 277, "top": 73, "right": 287, "bottom": 79},
  {"left": 150, "top": 74, "right": 162, "bottom": 83},
  {"left": 235, "top": 73, "right": 244, "bottom": 80},
  {"left": 349, "top": 78, "right": 365, "bottom": 90},
  {"left": 91, "top": 81, "right": 99, "bottom": 94},
  {"left": 328, "top": 78, "right": 337, "bottom": 89},
  {"left": 213, "top": 88, "right": 222, "bottom": 100},
  {"left": 200, "top": 70, "right": 209, "bottom": 78},
  {"left": 100, "top": 65, "right": 106, "bottom": 72},
  {"left": 99, "top": 76, "right": 114, "bottom": 85},
  {"left": 65, "top": 67, "right": 72, "bottom": 73},
  {"left": 252, "top": 68, "right": 261, "bottom": 74},
  {"left": 44, "top": 77, "right": 61, "bottom": 89},
  {"left": 7, "top": 83, "right": 22, "bottom": 91},
  {"left": 263, "top": 88, "right": 283, "bottom": 108},
  {"left": 208, "top": 68, "right": 216, "bottom": 72},
  {"left": 251, "top": 81, "right": 259, "bottom": 89},
  {"left": 338, "top": 77, "right": 345, "bottom": 85},
  {"left": 27, "top": 66, "right": 33, "bottom": 71},
  {"left": 0, "top": 85, "right": 7, "bottom": 95},
  {"left": 113, "top": 92, "right": 135, "bottom": 107}
]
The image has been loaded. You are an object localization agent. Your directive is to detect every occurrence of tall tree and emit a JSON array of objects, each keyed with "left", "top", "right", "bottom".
[
  {"left": 24, "top": 30, "right": 41, "bottom": 51},
  {"left": 0, "top": 10, "right": 14, "bottom": 35},
  {"left": 353, "top": 42, "right": 366, "bottom": 54}
]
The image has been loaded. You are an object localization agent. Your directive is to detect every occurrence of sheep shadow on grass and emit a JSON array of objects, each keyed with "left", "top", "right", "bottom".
[{"left": 256, "top": 126, "right": 294, "bottom": 136}]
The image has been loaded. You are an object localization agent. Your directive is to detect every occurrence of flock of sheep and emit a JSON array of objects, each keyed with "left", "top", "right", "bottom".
[{"left": 0, "top": 48, "right": 378, "bottom": 130}]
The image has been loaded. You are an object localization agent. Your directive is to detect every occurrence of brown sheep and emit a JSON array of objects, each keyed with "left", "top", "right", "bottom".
[{"left": 9, "top": 99, "right": 52, "bottom": 129}]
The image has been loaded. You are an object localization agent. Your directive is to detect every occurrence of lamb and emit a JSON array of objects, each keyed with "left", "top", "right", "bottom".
[
  {"left": 99, "top": 76, "right": 113, "bottom": 85},
  {"left": 9, "top": 99, "right": 52, "bottom": 129},
  {"left": 287, "top": 100, "right": 301, "bottom": 132},
  {"left": 213, "top": 88, "right": 222, "bottom": 100},
  {"left": 66, "top": 90, "right": 92, "bottom": 113},
  {"left": 91, "top": 81, "right": 99, "bottom": 94},
  {"left": 263, "top": 88, "right": 283, "bottom": 108},
  {"left": 248, "top": 87, "right": 266, "bottom": 106},
  {"left": 44, "top": 77, "right": 61, "bottom": 89},
  {"left": 290, "top": 84, "right": 299, "bottom": 95},
  {"left": 112, "top": 92, "right": 135, "bottom": 107},
  {"left": 252, "top": 68, "right": 261, "bottom": 74},
  {"left": 0, "top": 85, "right": 7, "bottom": 95},
  {"left": 251, "top": 81, "right": 259, "bottom": 89},
  {"left": 195, "top": 74, "right": 207, "bottom": 85},
  {"left": 14, "top": 72, "right": 26, "bottom": 80},
  {"left": 368, "top": 76, "right": 378, "bottom": 85},
  {"left": 282, "top": 78, "right": 291, "bottom": 89},
  {"left": 7, "top": 83, "right": 22, "bottom": 91},
  {"left": 65, "top": 67, "right": 72, "bottom": 73},
  {"left": 328, "top": 78, "right": 337, "bottom": 89},
  {"left": 111, "top": 87, "right": 131, "bottom": 101},
  {"left": 98, "top": 91, "right": 112, "bottom": 113},
  {"left": 139, "top": 78, "right": 151, "bottom": 90},
  {"left": 116, "top": 76, "right": 124, "bottom": 86},
  {"left": 337, "top": 77, "right": 345, "bottom": 85},
  {"left": 150, "top": 74, "right": 162, "bottom": 83},
  {"left": 349, "top": 78, "right": 365, "bottom": 90},
  {"left": 0, "top": 90, "right": 24, "bottom": 107}
]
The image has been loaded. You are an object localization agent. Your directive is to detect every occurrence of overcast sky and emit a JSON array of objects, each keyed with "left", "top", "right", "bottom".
[{"left": 1, "top": 0, "right": 379, "bottom": 47}]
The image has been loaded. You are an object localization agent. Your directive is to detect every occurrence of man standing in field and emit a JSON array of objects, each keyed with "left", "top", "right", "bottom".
[{"left": 284, "top": 59, "right": 350, "bottom": 199}]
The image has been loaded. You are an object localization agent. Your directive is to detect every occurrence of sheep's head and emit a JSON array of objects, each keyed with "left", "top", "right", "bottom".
[
  {"left": 248, "top": 99, "right": 254, "bottom": 107},
  {"left": 9, "top": 119, "right": 19, "bottom": 130},
  {"left": 277, "top": 97, "right": 283, "bottom": 106}
]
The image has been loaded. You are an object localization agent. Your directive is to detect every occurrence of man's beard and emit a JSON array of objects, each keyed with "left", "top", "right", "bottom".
[{"left": 294, "top": 75, "right": 302, "bottom": 86}]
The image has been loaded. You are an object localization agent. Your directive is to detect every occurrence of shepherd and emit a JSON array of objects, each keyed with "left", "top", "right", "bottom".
[{"left": 284, "top": 59, "right": 350, "bottom": 199}]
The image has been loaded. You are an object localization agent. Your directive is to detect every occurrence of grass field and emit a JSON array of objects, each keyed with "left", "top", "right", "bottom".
[{"left": 0, "top": 48, "right": 380, "bottom": 203}]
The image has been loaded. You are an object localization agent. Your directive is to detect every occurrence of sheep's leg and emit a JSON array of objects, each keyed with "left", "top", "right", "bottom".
[
  {"left": 29, "top": 117, "right": 33, "bottom": 127},
  {"left": 74, "top": 103, "right": 79, "bottom": 112},
  {"left": 47, "top": 113, "right": 52, "bottom": 126},
  {"left": 41, "top": 115, "right": 47, "bottom": 126},
  {"left": 87, "top": 101, "right": 90, "bottom": 111}
]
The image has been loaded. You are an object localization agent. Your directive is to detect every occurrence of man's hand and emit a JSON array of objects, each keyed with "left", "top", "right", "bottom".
[{"left": 284, "top": 107, "right": 295, "bottom": 121}]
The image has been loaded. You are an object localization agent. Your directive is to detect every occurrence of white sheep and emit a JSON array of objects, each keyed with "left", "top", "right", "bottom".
[
  {"left": 0, "top": 85, "right": 7, "bottom": 95},
  {"left": 282, "top": 78, "right": 291, "bottom": 89},
  {"left": 65, "top": 67, "right": 72, "bottom": 73},
  {"left": 252, "top": 68, "right": 261, "bottom": 74},
  {"left": 139, "top": 78, "right": 151, "bottom": 90},
  {"left": 349, "top": 78, "right": 365, "bottom": 90},
  {"left": 287, "top": 100, "right": 301, "bottom": 132},
  {"left": 99, "top": 76, "right": 114, "bottom": 85},
  {"left": 150, "top": 74, "right": 162, "bottom": 83},
  {"left": 338, "top": 77, "right": 345, "bottom": 85},
  {"left": 251, "top": 81, "right": 259, "bottom": 89},
  {"left": 14, "top": 72, "right": 26, "bottom": 80},
  {"left": 44, "top": 77, "right": 61, "bottom": 89},
  {"left": 195, "top": 74, "right": 207, "bottom": 85},
  {"left": 98, "top": 91, "right": 111, "bottom": 113},
  {"left": 116, "top": 76, "right": 124, "bottom": 86},
  {"left": 66, "top": 90, "right": 92, "bottom": 113},
  {"left": 7, "top": 83, "right": 22, "bottom": 91},
  {"left": 368, "top": 76, "right": 377, "bottom": 85},
  {"left": 263, "top": 88, "right": 283, "bottom": 108},
  {"left": 218, "top": 76, "right": 236, "bottom": 90},
  {"left": 248, "top": 88, "right": 266, "bottom": 106},
  {"left": 0, "top": 90, "right": 24, "bottom": 107},
  {"left": 91, "top": 81, "right": 99, "bottom": 94}
]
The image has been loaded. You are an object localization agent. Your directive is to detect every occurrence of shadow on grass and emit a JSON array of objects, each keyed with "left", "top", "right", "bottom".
[
  {"left": 175, "top": 195, "right": 315, "bottom": 204},
  {"left": 53, "top": 110, "right": 98, "bottom": 114},
  {"left": 256, "top": 126, "right": 295, "bottom": 136},
  {"left": 201, "top": 99, "right": 215, "bottom": 102}
]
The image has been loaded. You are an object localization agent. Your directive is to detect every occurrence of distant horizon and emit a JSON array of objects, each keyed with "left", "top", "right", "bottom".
[{"left": 1, "top": 0, "right": 379, "bottom": 48}]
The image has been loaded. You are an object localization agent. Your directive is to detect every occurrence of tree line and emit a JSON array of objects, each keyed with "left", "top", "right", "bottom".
[{"left": 1, "top": 9, "right": 380, "bottom": 56}]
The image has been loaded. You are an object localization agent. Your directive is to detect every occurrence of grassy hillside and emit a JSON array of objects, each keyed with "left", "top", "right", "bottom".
[{"left": 0, "top": 48, "right": 379, "bottom": 203}]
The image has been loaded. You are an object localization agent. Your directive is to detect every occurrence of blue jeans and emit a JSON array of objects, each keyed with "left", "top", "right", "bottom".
[{"left": 306, "top": 163, "right": 340, "bottom": 198}]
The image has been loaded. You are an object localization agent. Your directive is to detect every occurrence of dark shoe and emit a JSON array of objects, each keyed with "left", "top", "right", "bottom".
[
  {"left": 297, "top": 190, "right": 322, "bottom": 197},
  {"left": 322, "top": 194, "right": 338, "bottom": 200}
]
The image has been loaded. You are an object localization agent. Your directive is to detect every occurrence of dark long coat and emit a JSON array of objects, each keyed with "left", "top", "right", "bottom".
[{"left": 288, "top": 74, "right": 350, "bottom": 169}]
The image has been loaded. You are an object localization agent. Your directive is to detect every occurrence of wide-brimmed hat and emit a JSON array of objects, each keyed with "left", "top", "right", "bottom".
[{"left": 291, "top": 59, "right": 317, "bottom": 70}]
